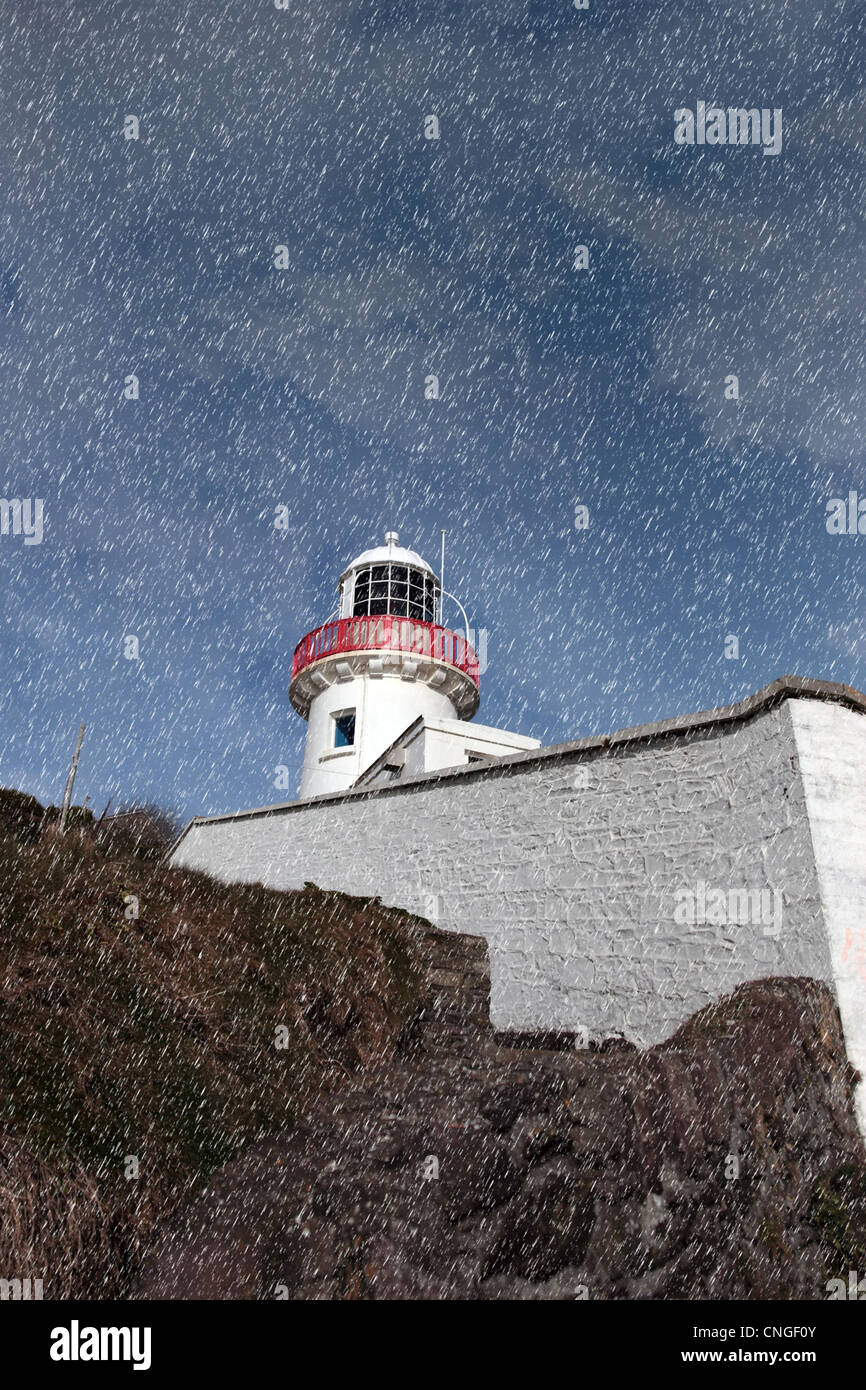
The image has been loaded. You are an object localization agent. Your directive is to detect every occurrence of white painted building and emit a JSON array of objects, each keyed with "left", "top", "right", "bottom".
[
  {"left": 289, "top": 532, "right": 539, "bottom": 798},
  {"left": 354, "top": 715, "right": 541, "bottom": 789}
]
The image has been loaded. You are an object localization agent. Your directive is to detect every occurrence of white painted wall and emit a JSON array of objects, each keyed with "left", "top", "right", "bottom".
[
  {"left": 791, "top": 700, "right": 866, "bottom": 1131},
  {"left": 356, "top": 717, "right": 542, "bottom": 787},
  {"left": 299, "top": 670, "right": 459, "bottom": 797},
  {"left": 424, "top": 718, "right": 541, "bottom": 770}
]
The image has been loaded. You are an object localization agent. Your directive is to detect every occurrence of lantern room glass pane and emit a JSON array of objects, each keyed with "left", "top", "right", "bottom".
[
  {"left": 390, "top": 572, "right": 409, "bottom": 608},
  {"left": 369, "top": 561, "right": 389, "bottom": 616}
]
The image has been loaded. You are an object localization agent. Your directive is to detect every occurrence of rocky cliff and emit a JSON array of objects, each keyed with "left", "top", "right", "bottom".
[{"left": 138, "top": 931, "right": 866, "bottom": 1300}]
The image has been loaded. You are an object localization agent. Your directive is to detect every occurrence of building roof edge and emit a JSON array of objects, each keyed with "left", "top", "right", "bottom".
[{"left": 166, "top": 675, "right": 866, "bottom": 852}]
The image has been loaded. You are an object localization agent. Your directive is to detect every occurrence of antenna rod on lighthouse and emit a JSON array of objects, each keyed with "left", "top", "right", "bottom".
[
  {"left": 59, "top": 723, "right": 86, "bottom": 835},
  {"left": 440, "top": 529, "right": 446, "bottom": 622}
]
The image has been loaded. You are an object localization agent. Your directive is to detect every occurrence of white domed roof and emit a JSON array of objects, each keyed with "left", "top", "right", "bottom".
[{"left": 339, "top": 531, "right": 438, "bottom": 581}]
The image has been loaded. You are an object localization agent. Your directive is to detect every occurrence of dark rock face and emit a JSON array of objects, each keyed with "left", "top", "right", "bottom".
[
  {"left": 0, "top": 833, "right": 431, "bottom": 1298},
  {"left": 137, "top": 930, "right": 866, "bottom": 1301}
]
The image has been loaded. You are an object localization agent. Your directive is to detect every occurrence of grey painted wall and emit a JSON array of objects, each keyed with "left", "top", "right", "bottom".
[{"left": 171, "top": 691, "right": 854, "bottom": 1061}]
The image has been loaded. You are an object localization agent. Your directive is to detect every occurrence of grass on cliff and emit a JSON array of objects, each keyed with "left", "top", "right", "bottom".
[{"left": 0, "top": 805, "right": 427, "bottom": 1295}]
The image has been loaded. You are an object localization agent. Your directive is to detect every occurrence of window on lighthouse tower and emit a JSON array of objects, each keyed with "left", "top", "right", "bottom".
[{"left": 332, "top": 710, "right": 356, "bottom": 748}]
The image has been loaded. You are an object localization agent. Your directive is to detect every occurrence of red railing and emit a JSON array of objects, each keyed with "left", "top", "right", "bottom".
[{"left": 291, "top": 616, "right": 479, "bottom": 688}]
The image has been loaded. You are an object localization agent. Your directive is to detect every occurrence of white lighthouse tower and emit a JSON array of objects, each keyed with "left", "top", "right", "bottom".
[{"left": 289, "top": 531, "right": 539, "bottom": 798}]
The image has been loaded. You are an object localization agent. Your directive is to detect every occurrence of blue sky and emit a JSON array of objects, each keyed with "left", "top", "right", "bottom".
[{"left": 0, "top": 0, "right": 863, "bottom": 818}]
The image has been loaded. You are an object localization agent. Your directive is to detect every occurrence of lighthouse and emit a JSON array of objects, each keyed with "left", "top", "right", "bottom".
[{"left": 289, "top": 532, "right": 539, "bottom": 798}]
